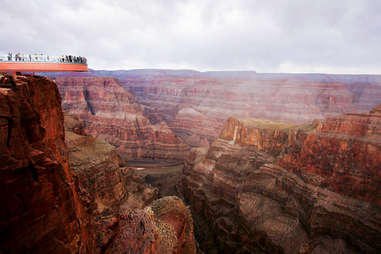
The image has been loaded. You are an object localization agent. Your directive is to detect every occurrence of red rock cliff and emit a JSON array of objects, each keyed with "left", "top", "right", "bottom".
[
  {"left": 0, "top": 74, "right": 81, "bottom": 253},
  {"left": 57, "top": 77, "right": 190, "bottom": 161}
]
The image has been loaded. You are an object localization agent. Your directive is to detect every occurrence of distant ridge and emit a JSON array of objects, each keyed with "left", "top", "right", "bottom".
[
  {"left": 90, "top": 69, "right": 258, "bottom": 79},
  {"left": 41, "top": 68, "right": 381, "bottom": 83}
]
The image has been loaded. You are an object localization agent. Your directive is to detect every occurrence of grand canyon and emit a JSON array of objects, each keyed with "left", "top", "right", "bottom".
[
  {"left": 2, "top": 1, "right": 381, "bottom": 253},
  {"left": 1, "top": 69, "right": 380, "bottom": 253}
]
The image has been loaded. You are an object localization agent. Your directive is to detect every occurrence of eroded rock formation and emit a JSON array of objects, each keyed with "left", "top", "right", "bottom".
[
  {"left": 183, "top": 106, "right": 381, "bottom": 253},
  {"left": 57, "top": 77, "right": 190, "bottom": 161}
]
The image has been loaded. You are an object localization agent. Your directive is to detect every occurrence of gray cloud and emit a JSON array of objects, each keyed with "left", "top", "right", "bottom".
[{"left": 0, "top": 0, "right": 380, "bottom": 73}]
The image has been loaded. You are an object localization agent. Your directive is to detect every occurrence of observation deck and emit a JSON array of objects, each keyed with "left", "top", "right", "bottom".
[{"left": 0, "top": 54, "right": 88, "bottom": 73}]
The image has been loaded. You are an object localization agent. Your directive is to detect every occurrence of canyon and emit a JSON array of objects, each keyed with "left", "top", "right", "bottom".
[
  {"left": 4, "top": 0, "right": 381, "bottom": 252},
  {"left": 0, "top": 74, "right": 197, "bottom": 253},
  {"left": 1, "top": 70, "right": 381, "bottom": 253},
  {"left": 74, "top": 70, "right": 381, "bottom": 253}
]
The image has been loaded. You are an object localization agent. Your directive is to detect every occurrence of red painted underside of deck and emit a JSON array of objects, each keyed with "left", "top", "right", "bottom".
[{"left": 0, "top": 62, "right": 88, "bottom": 72}]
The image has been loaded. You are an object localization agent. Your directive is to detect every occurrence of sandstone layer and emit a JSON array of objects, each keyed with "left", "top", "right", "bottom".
[
  {"left": 0, "top": 74, "right": 81, "bottom": 253},
  {"left": 57, "top": 77, "right": 189, "bottom": 161},
  {"left": 123, "top": 76, "right": 381, "bottom": 147},
  {"left": 183, "top": 107, "right": 381, "bottom": 253}
]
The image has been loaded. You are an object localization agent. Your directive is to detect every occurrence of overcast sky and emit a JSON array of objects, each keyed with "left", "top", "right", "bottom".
[{"left": 0, "top": 0, "right": 380, "bottom": 74}]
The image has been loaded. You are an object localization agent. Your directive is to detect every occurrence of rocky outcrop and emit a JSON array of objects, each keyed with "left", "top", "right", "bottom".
[
  {"left": 65, "top": 114, "right": 198, "bottom": 253},
  {"left": 124, "top": 76, "right": 381, "bottom": 147},
  {"left": 183, "top": 106, "right": 381, "bottom": 253},
  {"left": 108, "top": 196, "right": 197, "bottom": 254},
  {"left": 0, "top": 74, "right": 81, "bottom": 253},
  {"left": 57, "top": 77, "right": 189, "bottom": 161}
]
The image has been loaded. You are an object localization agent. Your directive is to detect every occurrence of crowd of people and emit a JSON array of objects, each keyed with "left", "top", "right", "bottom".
[
  {"left": 4, "top": 52, "right": 87, "bottom": 64},
  {"left": 59, "top": 55, "right": 87, "bottom": 64}
]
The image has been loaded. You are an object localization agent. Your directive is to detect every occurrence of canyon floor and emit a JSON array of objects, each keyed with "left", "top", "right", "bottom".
[{"left": 128, "top": 160, "right": 184, "bottom": 198}]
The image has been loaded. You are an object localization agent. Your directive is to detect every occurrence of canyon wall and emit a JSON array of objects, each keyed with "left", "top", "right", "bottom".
[
  {"left": 183, "top": 106, "right": 381, "bottom": 253},
  {"left": 0, "top": 74, "right": 81, "bottom": 253},
  {"left": 122, "top": 76, "right": 381, "bottom": 147},
  {"left": 56, "top": 76, "right": 190, "bottom": 161}
]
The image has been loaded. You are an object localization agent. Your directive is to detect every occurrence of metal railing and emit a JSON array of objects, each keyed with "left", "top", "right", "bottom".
[{"left": 0, "top": 54, "right": 87, "bottom": 65}]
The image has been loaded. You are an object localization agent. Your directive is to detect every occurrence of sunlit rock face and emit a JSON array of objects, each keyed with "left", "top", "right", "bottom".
[
  {"left": 183, "top": 106, "right": 381, "bottom": 253},
  {"left": 56, "top": 77, "right": 190, "bottom": 161},
  {"left": 123, "top": 75, "right": 381, "bottom": 147},
  {"left": 0, "top": 74, "right": 81, "bottom": 253}
]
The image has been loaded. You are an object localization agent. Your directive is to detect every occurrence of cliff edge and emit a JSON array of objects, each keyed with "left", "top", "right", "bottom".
[{"left": 0, "top": 74, "right": 81, "bottom": 253}]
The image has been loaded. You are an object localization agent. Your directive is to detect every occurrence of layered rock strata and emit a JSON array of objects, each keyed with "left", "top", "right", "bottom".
[
  {"left": 57, "top": 77, "right": 189, "bottom": 161},
  {"left": 0, "top": 74, "right": 81, "bottom": 253},
  {"left": 124, "top": 76, "right": 381, "bottom": 146},
  {"left": 183, "top": 107, "right": 381, "bottom": 253}
]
